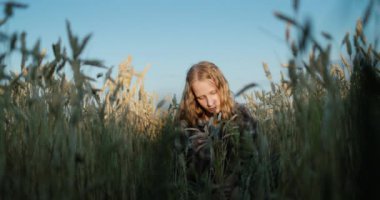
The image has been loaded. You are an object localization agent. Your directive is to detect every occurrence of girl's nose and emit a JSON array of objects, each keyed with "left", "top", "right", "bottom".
[{"left": 207, "top": 97, "right": 214, "bottom": 107}]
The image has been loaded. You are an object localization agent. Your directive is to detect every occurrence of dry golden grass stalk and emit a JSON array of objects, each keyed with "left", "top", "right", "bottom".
[
  {"left": 330, "top": 64, "right": 345, "bottom": 79},
  {"left": 99, "top": 56, "right": 162, "bottom": 136},
  {"left": 340, "top": 53, "right": 352, "bottom": 76}
]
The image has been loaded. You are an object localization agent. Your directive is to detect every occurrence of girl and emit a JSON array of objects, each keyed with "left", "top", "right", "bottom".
[{"left": 176, "top": 61, "right": 259, "bottom": 199}]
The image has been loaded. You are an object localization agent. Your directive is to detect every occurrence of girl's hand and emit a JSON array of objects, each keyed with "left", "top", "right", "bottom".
[{"left": 189, "top": 131, "right": 210, "bottom": 153}]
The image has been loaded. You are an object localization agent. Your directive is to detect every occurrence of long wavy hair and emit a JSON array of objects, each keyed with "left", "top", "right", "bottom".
[{"left": 177, "top": 61, "right": 235, "bottom": 127}]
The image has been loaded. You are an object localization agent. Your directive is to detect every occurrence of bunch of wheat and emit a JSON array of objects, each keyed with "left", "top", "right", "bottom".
[{"left": 100, "top": 55, "right": 162, "bottom": 136}]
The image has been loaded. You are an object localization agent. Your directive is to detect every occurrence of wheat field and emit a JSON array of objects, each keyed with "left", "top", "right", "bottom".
[{"left": 0, "top": 1, "right": 379, "bottom": 199}]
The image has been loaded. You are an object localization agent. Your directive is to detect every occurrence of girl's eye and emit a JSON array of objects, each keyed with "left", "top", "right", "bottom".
[
  {"left": 210, "top": 90, "right": 217, "bottom": 95},
  {"left": 197, "top": 96, "right": 205, "bottom": 100}
]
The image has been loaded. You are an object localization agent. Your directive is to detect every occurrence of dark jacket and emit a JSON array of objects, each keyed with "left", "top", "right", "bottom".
[{"left": 177, "top": 103, "right": 259, "bottom": 199}]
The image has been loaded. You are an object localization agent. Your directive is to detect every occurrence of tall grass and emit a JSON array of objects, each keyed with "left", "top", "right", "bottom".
[
  {"left": 242, "top": 1, "right": 380, "bottom": 199},
  {"left": 0, "top": 1, "right": 379, "bottom": 199}
]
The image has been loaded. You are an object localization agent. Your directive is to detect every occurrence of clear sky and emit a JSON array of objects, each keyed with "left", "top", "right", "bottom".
[{"left": 4, "top": 0, "right": 375, "bottom": 100}]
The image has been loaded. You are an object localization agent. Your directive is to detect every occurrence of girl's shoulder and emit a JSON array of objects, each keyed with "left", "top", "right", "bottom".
[
  {"left": 232, "top": 103, "right": 258, "bottom": 136},
  {"left": 233, "top": 103, "right": 256, "bottom": 121}
]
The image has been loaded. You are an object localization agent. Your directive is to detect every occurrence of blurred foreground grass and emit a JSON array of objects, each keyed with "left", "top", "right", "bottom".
[{"left": 0, "top": 1, "right": 379, "bottom": 199}]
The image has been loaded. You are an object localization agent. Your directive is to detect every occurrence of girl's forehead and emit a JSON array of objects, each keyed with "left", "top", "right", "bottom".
[
  {"left": 191, "top": 79, "right": 216, "bottom": 87},
  {"left": 191, "top": 79, "right": 218, "bottom": 96}
]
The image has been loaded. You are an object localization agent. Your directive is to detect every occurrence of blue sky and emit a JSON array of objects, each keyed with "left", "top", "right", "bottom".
[{"left": 4, "top": 0, "right": 375, "bottom": 100}]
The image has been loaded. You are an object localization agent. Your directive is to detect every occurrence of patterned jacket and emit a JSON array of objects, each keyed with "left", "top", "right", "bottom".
[{"left": 177, "top": 103, "right": 259, "bottom": 199}]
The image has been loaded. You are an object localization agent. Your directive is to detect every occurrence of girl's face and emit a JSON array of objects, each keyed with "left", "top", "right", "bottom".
[{"left": 191, "top": 79, "right": 221, "bottom": 115}]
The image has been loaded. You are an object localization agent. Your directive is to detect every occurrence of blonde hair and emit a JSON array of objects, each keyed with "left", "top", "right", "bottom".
[{"left": 177, "top": 61, "right": 235, "bottom": 126}]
